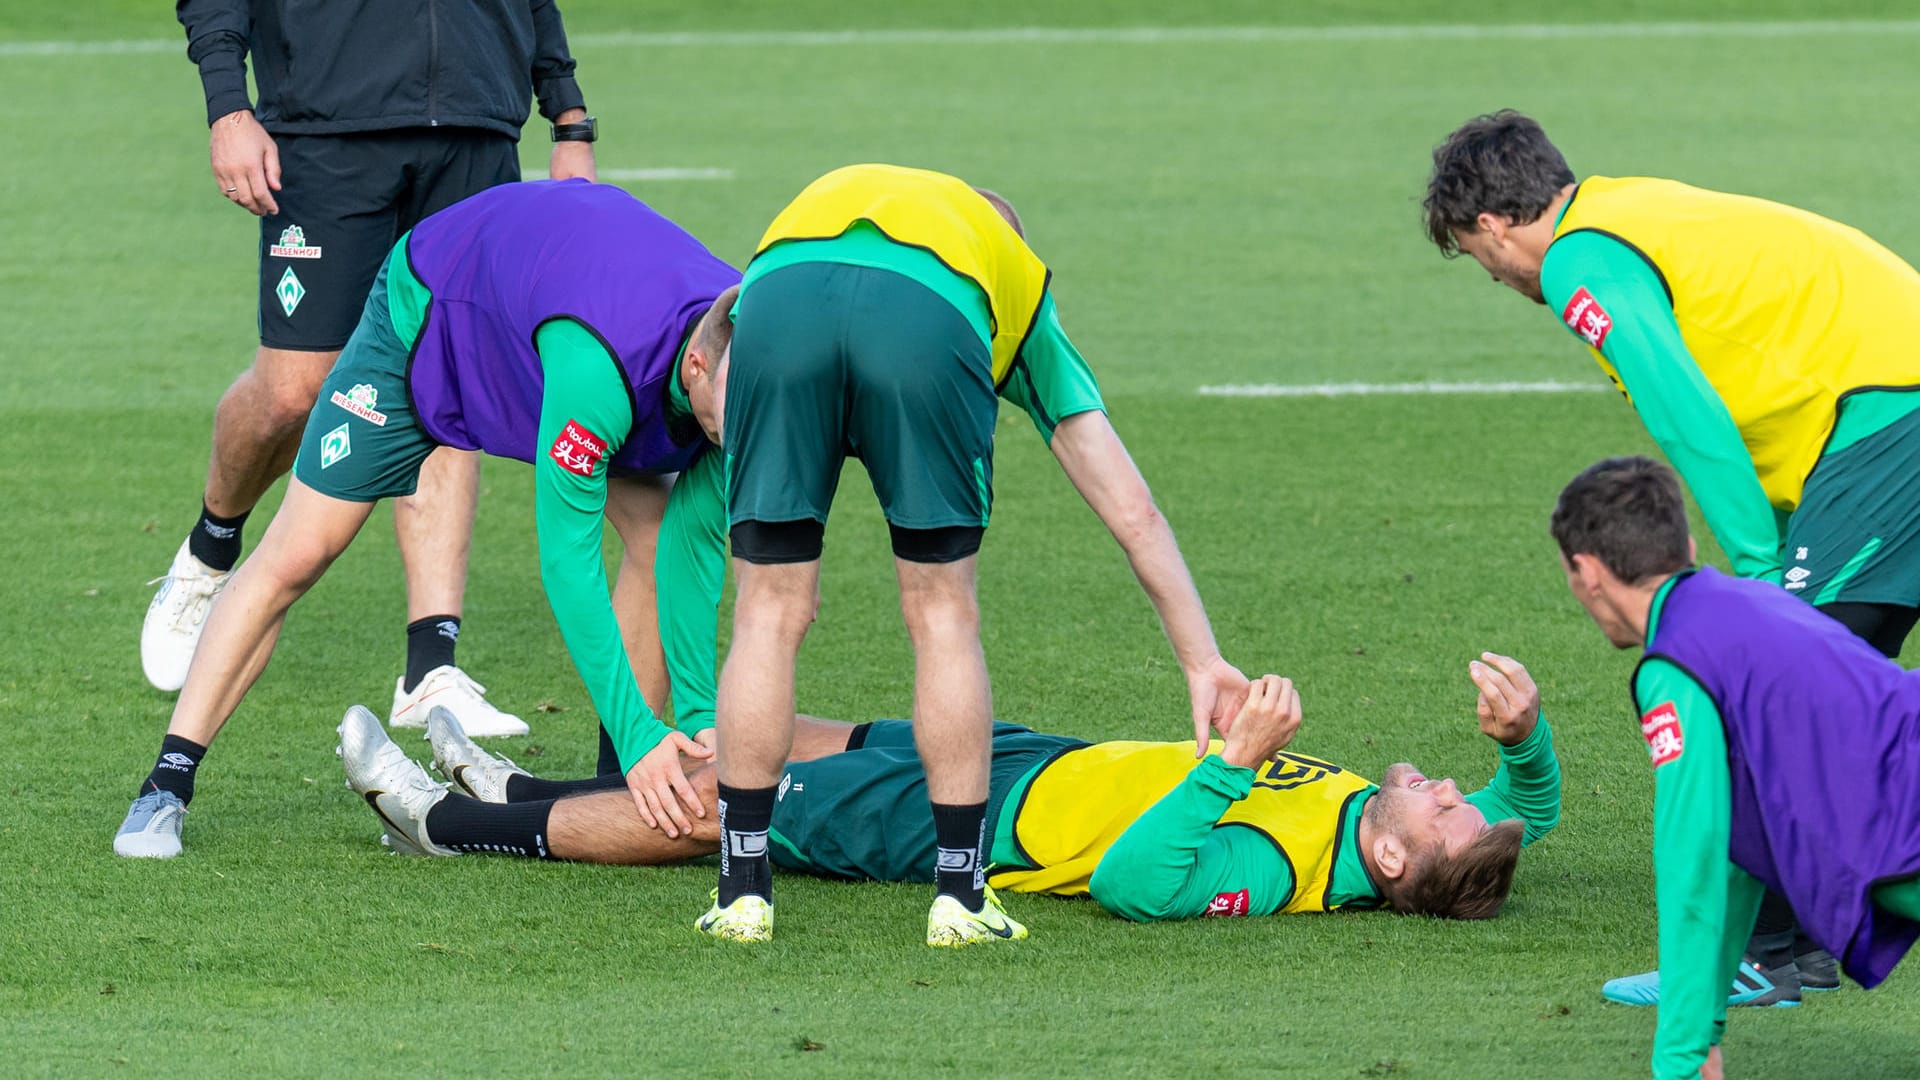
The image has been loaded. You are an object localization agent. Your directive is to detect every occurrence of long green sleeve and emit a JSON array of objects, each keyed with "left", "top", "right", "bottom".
[
  {"left": 533, "top": 318, "right": 672, "bottom": 771},
  {"left": 653, "top": 446, "right": 728, "bottom": 736},
  {"left": 1633, "top": 658, "right": 1750, "bottom": 1080},
  {"left": 1541, "top": 233, "right": 1783, "bottom": 584},
  {"left": 1462, "top": 715, "right": 1562, "bottom": 845},
  {"left": 1087, "top": 755, "right": 1299, "bottom": 921}
]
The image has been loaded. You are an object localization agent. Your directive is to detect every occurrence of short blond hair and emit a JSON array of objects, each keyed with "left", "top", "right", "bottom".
[
  {"left": 1390, "top": 819, "right": 1525, "bottom": 920},
  {"left": 693, "top": 284, "right": 740, "bottom": 359},
  {"left": 972, "top": 187, "right": 1024, "bottom": 238}
]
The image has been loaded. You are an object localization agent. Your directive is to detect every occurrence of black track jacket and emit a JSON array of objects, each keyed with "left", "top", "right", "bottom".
[{"left": 177, "top": 0, "right": 585, "bottom": 137}]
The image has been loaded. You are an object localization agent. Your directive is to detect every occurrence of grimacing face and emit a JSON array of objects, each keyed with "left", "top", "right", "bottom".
[
  {"left": 1374, "top": 762, "right": 1489, "bottom": 859},
  {"left": 1452, "top": 224, "right": 1547, "bottom": 305}
]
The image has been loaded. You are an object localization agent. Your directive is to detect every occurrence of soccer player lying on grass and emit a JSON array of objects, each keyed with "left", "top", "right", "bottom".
[
  {"left": 337, "top": 661, "right": 1559, "bottom": 923},
  {"left": 114, "top": 179, "right": 739, "bottom": 859},
  {"left": 1553, "top": 456, "right": 1920, "bottom": 1080}
]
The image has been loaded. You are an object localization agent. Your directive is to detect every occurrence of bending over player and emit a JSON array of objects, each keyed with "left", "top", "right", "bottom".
[
  {"left": 115, "top": 180, "right": 737, "bottom": 858},
  {"left": 338, "top": 659, "right": 1558, "bottom": 922},
  {"left": 1553, "top": 456, "right": 1920, "bottom": 1080}
]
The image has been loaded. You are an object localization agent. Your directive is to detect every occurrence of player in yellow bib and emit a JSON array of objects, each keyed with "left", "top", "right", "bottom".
[
  {"left": 336, "top": 659, "right": 1558, "bottom": 924},
  {"left": 1422, "top": 109, "right": 1920, "bottom": 1010},
  {"left": 708, "top": 164, "right": 1250, "bottom": 945}
]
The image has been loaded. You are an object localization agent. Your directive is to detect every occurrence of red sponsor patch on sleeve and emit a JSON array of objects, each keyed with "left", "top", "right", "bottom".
[
  {"left": 1203, "top": 889, "right": 1251, "bottom": 918},
  {"left": 1560, "top": 286, "right": 1615, "bottom": 349},
  {"left": 549, "top": 419, "right": 607, "bottom": 478},
  {"left": 1640, "top": 701, "right": 1685, "bottom": 768}
]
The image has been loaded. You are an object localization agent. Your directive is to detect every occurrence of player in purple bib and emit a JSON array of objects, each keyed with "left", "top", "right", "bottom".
[
  {"left": 114, "top": 180, "right": 741, "bottom": 859},
  {"left": 1552, "top": 455, "right": 1920, "bottom": 1079}
]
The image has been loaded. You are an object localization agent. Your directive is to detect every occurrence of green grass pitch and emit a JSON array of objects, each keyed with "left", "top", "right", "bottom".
[{"left": 3, "top": 1, "right": 1918, "bottom": 1075}]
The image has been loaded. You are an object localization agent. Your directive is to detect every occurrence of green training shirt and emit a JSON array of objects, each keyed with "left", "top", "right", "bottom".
[
  {"left": 1538, "top": 213, "right": 1920, "bottom": 585},
  {"left": 532, "top": 319, "right": 717, "bottom": 771},
  {"left": 1630, "top": 577, "right": 1766, "bottom": 1080},
  {"left": 1006, "top": 718, "right": 1560, "bottom": 921}
]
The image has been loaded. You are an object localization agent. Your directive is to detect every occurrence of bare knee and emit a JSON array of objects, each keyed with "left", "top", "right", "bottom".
[
  {"left": 246, "top": 347, "right": 337, "bottom": 437},
  {"left": 897, "top": 563, "right": 980, "bottom": 642},
  {"left": 733, "top": 562, "right": 820, "bottom": 644}
]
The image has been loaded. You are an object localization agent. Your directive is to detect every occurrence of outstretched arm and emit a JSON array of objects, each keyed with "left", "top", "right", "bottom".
[
  {"left": 1541, "top": 233, "right": 1782, "bottom": 583},
  {"left": 1089, "top": 677, "right": 1301, "bottom": 920},
  {"left": 1635, "top": 659, "right": 1750, "bottom": 1080},
  {"left": 1460, "top": 653, "right": 1560, "bottom": 844},
  {"left": 654, "top": 448, "right": 728, "bottom": 738},
  {"left": 1003, "top": 291, "right": 1249, "bottom": 749},
  {"left": 534, "top": 319, "right": 710, "bottom": 836},
  {"left": 1050, "top": 410, "right": 1248, "bottom": 750}
]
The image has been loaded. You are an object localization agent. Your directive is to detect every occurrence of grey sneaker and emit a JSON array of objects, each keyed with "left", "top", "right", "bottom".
[
  {"left": 114, "top": 789, "right": 187, "bottom": 858},
  {"left": 427, "top": 705, "right": 528, "bottom": 803},
  {"left": 336, "top": 705, "right": 456, "bottom": 856}
]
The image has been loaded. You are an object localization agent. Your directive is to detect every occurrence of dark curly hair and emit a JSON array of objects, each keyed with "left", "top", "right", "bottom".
[{"left": 1423, "top": 110, "right": 1575, "bottom": 256}]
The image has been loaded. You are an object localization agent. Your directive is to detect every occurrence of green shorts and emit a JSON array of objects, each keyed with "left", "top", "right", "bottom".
[
  {"left": 768, "top": 721, "right": 1087, "bottom": 883},
  {"left": 291, "top": 252, "right": 440, "bottom": 502},
  {"left": 724, "top": 261, "right": 999, "bottom": 538},
  {"left": 1784, "top": 397, "right": 1920, "bottom": 607}
]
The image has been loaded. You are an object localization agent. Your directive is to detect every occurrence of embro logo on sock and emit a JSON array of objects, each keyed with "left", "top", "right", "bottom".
[{"left": 159, "top": 753, "right": 196, "bottom": 770}]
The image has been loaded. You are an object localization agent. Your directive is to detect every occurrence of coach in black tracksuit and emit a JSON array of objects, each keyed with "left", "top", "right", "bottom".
[{"left": 143, "top": 1, "right": 600, "bottom": 733}]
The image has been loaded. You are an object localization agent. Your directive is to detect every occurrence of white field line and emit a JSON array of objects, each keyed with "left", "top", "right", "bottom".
[
  {"left": 6, "top": 20, "right": 1920, "bottom": 58},
  {"left": 1198, "top": 380, "right": 1611, "bottom": 398},
  {"left": 523, "top": 167, "right": 734, "bottom": 181}
]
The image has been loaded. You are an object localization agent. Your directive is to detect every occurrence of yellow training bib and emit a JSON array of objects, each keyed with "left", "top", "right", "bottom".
[
  {"left": 988, "top": 742, "right": 1375, "bottom": 913},
  {"left": 1553, "top": 176, "right": 1920, "bottom": 510},
  {"left": 756, "top": 163, "right": 1051, "bottom": 387}
]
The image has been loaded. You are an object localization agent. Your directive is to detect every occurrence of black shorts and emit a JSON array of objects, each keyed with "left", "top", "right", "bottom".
[{"left": 257, "top": 128, "right": 518, "bottom": 352}]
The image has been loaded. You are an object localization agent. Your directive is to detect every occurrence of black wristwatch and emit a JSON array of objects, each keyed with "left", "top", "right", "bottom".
[{"left": 551, "top": 116, "right": 597, "bottom": 143}]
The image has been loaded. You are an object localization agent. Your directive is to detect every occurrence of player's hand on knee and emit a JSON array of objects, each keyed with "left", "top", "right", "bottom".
[
  {"left": 1186, "top": 654, "right": 1251, "bottom": 754},
  {"left": 1220, "top": 674, "right": 1301, "bottom": 769},
  {"left": 1699, "top": 1046, "right": 1723, "bottom": 1080},
  {"left": 1469, "top": 652, "right": 1540, "bottom": 747},
  {"left": 209, "top": 109, "right": 282, "bottom": 217},
  {"left": 624, "top": 732, "right": 714, "bottom": 839}
]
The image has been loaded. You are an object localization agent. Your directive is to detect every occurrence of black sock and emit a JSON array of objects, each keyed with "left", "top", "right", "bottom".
[
  {"left": 422, "top": 792, "right": 558, "bottom": 858},
  {"left": 932, "top": 801, "right": 988, "bottom": 912},
  {"left": 1750, "top": 890, "right": 1798, "bottom": 967},
  {"left": 504, "top": 771, "right": 627, "bottom": 802},
  {"left": 403, "top": 615, "right": 461, "bottom": 692},
  {"left": 141, "top": 734, "right": 208, "bottom": 803},
  {"left": 716, "top": 783, "right": 776, "bottom": 906},
  {"left": 597, "top": 724, "right": 622, "bottom": 777},
  {"left": 187, "top": 503, "right": 249, "bottom": 572}
]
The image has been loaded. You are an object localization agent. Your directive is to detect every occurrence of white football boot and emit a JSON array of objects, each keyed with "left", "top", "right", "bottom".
[
  {"left": 426, "top": 706, "right": 528, "bottom": 803},
  {"left": 388, "top": 665, "right": 528, "bottom": 737},
  {"left": 336, "top": 705, "right": 457, "bottom": 856},
  {"left": 113, "top": 789, "right": 187, "bottom": 858},
  {"left": 141, "top": 539, "right": 232, "bottom": 692}
]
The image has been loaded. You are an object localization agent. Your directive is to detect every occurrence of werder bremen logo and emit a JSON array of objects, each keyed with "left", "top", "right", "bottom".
[
  {"left": 319, "top": 423, "right": 351, "bottom": 469},
  {"left": 276, "top": 267, "right": 306, "bottom": 317}
]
